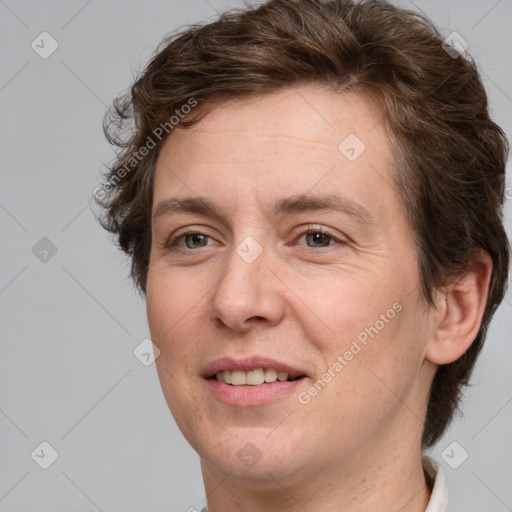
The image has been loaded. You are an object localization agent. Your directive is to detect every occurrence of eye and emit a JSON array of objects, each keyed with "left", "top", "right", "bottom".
[
  {"left": 295, "top": 226, "right": 343, "bottom": 248},
  {"left": 165, "top": 226, "right": 344, "bottom": 251},
  {"left": 167, "top": 231, "right": 217, "bottom": 250}
]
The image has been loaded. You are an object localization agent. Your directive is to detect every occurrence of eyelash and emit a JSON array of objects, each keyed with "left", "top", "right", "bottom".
[{"left": 166, "top": 225, "right": 345, "bottom": 251}]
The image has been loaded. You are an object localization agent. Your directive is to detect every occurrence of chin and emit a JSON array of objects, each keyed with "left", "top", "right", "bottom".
[{"left": 195, "top": 424, "right": 322, "bottom": 486}]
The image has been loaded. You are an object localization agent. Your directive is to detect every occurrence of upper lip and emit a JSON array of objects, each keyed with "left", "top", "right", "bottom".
[{"left": 203, "top": 356, "right": 308, "bottom": 379}]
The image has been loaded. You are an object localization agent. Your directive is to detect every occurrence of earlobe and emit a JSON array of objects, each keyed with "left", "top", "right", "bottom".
[{"left": 425, "top": 250, "right": 493, "bottom": 365}]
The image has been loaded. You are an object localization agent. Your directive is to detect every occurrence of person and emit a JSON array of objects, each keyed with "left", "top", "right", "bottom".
[{"left": 95, "top": 0, "right": 509, "bottom": 510}]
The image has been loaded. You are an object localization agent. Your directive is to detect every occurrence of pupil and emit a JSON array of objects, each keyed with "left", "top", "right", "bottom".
[
  {"left": 308, "top": 232, "right": 329, "bottom": 247},
  {"left": 187, "top": 234, "right": 206, "bottom": 248}
]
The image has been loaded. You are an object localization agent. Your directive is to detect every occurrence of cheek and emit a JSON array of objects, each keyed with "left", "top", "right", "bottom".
[
  {"left": 297, "top": 272, "right": 422, "bottom": 400},
  {"left": 146, "top": 271, "right": 206, "bottom": 434},
  {"left": 146, "top": 269, "right": 204, "bottom": 374},
  {"left": 296, "top": 269, "right": 400, "bottom": 354},
  {"left": 147, "top": 264, "right": 200, "bottom": 334}
]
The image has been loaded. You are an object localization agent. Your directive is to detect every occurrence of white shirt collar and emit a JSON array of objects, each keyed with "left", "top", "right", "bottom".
[
  {"left": 423, "top": 455, "right": 448, "bottom": 512},
  {"left": 201, "top": 455, "right": 448, "bottom": 512}
]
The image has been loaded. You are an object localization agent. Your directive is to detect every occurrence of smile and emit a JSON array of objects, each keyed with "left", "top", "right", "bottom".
[
  {"left": 215, "top": 368, "right": 305, "bottom": 386},
  {"left": 204, "top": 356, "right": 309, "bottom": 406}
]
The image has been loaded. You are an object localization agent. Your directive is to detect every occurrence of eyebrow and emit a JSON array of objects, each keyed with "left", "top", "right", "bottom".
[{"left": 152, "top": 193, "right": 374, "bottom": 224}]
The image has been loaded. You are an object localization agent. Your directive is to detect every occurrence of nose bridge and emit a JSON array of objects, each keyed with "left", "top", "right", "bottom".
[{"left": 208, "top": 235, "right": 284, "bottom": 330}]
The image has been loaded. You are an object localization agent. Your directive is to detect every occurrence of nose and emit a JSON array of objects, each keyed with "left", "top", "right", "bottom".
[{"left": 208, "top": 241, "right": 286, "bottom": 333}]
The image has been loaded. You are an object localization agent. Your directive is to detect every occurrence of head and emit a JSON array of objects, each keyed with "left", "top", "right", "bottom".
[{"left": 97, "top": 0, "right": 509, "bottom": 480}]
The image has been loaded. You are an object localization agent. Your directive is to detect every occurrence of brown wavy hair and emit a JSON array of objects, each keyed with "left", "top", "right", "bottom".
[{"left": 96, "top": 0, "right": 510, "bottom": 447}]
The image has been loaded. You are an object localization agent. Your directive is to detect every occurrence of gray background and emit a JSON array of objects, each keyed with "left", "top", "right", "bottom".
[{"left": 0, "top": 0, "right": 511, "bottom": 510}]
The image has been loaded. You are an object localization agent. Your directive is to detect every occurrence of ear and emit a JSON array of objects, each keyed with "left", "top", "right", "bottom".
[{"left": 425, "top": 250, "right": 493, "bottom": 365}]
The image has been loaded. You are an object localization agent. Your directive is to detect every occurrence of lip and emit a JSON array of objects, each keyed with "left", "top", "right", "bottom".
[
  {"left": 203, "top": 356, "right": 309, "bottom": 407},
  {"left": 206, "top": 378, "right": 305, "bottom": 406}
]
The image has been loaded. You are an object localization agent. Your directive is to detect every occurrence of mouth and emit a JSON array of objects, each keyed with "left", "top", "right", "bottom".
[
  {"left": 203, "top": 356, "right": 308, "bottom": 406},
  {"left": 204, "top": 356, "right": 308, "bottom": 384},
  {"left": 211, "top": 368, "right": 307, "bottom": 386}
]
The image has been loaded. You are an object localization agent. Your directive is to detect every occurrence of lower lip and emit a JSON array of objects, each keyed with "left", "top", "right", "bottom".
[{"left": 206, "top": 378, "right": 305, "bottom": 406}]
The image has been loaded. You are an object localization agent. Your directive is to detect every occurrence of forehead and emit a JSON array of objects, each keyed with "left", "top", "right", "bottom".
[
  {"left": 160, "top": 86, "right": 387, "bottom": 160},
  {"left": 153, "top": 85, "right": 398, "bottom": 222}
]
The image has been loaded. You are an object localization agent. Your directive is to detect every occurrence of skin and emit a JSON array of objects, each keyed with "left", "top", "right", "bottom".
[{"left": 146, "top": 85, "right": 492, "bottom": 511}]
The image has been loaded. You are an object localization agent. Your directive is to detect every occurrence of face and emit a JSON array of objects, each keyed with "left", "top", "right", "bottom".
[{"left": 147, "top": 85, "right": 436, "bottom": 487}]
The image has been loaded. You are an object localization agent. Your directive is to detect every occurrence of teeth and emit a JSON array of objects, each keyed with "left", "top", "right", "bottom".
[
  {"left": 246, "top": 368, "right": 265, "bottom": 385},
  {"left": 264, "top": 368, "right": 278, "bottom": 383},
  {"left": 231, "top": 370, "right": 247, "bottom": 385},
  {"left": 215, "top": 368, "right": 291, "bottom": 386}
]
